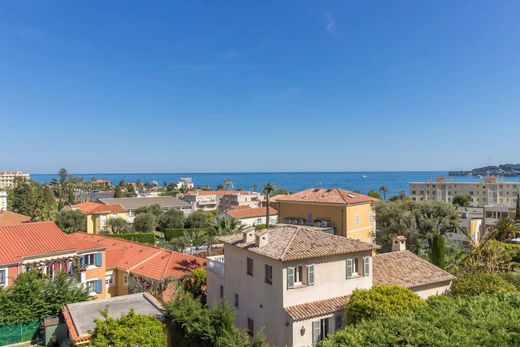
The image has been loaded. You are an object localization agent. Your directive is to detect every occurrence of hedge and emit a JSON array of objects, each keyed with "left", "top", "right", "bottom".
[
  {"left": 109, "top": 233, "right": 156, "bottom": 245},
  {"left": 450, "top": 273, "right": 517, "bottom": 296}
]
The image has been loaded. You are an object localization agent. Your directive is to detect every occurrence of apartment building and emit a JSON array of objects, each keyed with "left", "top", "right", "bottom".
[
  {"left": 67, "top": 201, "right": 127, "bottom": 234},
  {"left": 206, "top": 227, "right": 453, "bottom": 346},
  {"left": 0, "top": 221, "right": 205, "bottom": 301},
  {"left": 0, "top": 191, "right": 7, "bottom": 211},
  {"left": 409, "top": 177, "right": 520, "bottom": 207},
  {"left": 275, "top": 188, "right": 378, "bottom": 243},
  {"left": 181, "top": 190, "right": 262, "bottom": 212},
  {"left": 0, "top": 171, "right": 30, "bottom": 189},
  {"left": 226, "top": 206, "right": 278, "bottom": 227}
]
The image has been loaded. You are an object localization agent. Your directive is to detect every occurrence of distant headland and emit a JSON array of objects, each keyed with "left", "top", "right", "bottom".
[{"left": 449, "top": 164, "right": 520, "bottom": 177}]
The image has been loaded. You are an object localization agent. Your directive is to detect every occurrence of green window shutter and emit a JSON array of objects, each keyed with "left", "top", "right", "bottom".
[
  {"left": 346, "top": 258, "right": 353, "bottom": 279},
  {"left": 287, "top": 267, "right": 295, "bottom": 289},
  {"left": 307, "top": 264, "right": 315, "bottom": 285},
  {"left": 312, "top": 321, "right": 321, "bottom": 344},
  {"left": 363, "top": 256, "right": 370, "bottom": 276}
]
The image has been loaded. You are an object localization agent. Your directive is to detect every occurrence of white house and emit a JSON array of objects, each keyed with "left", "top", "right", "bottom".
[
  {"left": 226, "top": 207, "right": 278, "bottom": 227},
  {"left": 0, "top": 191, "right": 7, "bottom": 212},
  {"left": 206, "top": 227, "right": 454, "bottom": 347}
]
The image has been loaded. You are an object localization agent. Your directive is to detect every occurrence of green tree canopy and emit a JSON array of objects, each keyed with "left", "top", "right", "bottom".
[
  {"left": 0, "top": 271, "right": 89, "bottom": 325},
  {"left": 105, "top": 217, "right": 129, "bottom": 234},
  {"left": 450, "top": 273, "right": 517, "bottom": 296},
  {"left": 157, "top": 208, "right": 186, "bottom": 230},
  {"left": 452, "top": 194, "right": 471, "bottom": 207},
  {"left": 185, "top": 210, "right": 212, "bottom": 229},
  {"left": 113, "top": 185, "right": 123, "bottom": 198},
  {"left": 375, "top": 200, "right": 460, "bottom": 254},
  {"left": 367, "top": 190, "right": 382, "bottom": 199},
  {"left": 344, "top": 285, "right": 425, "bottom": 325},
  {"left": 89, "top": 309, "right": 167, "bottom": 347},
  {"left": 133, "top": 212, "right": 157, "bottom": 232},
  {"left": 56, "top": 210, "right": 86, "bottom": 233},
  {"left": 320, "top": 293, "right": 520, "bottom": 347},
  {"left": 134, "top": 204, "right": 164, "bottom": 218}
]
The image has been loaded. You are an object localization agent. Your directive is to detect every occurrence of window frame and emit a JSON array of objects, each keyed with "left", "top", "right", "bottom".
[
  {"left": 246, "top": 257, "right": 254, "bottom": 276},
  {"left": 265, "top": 264, "right": 273, "bottom": 285}
]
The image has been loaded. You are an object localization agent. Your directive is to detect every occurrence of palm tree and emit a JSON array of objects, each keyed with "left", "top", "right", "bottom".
[
  {"left": 379, "top": 186, "right": 389, "bottom": 201},
  {"left": 58, "top": 168, "right": 69, "bottom": 210},
  {"left": 207, "top": 215, "right": 245, "bottom": 252},
  {"left": 263, "top": 182, "right": 275, "bottom": 228}
]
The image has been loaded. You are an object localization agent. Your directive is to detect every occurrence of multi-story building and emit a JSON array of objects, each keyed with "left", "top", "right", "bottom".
[
  {"left": 206, "top": 226, "right": 453, "bottom": 346},
  {"left": 0, "top": 191, "right": 7, "bottom": 211},
  {"left": 98, "top": 196, "right": 193, "bottom": 222},
  {"left": 275, "top": 188, "right": 378, "bottom": 243},
  {"left": 0, "top": 221, "right": 205, "bottom": 301},
  {"left": 409, "top": 177, "right": 520, "bottom": 207},
  {"left": 226, "top": 206, "right": 278, "bottom": 227},
  {"left": 0, "top": 171, "right": 30, "bottom": 189},
  {"left": 0, "top": 221, "right": 109, "bottom": 299},
  {"left": 181, "top": 190, "right": 262, "bottom": 212},
  {"left": 67, "top": 201, "right": 127, "bottom": 234},
  {"left": 483, "top": 204, "right": 517, "bottom": 233}
]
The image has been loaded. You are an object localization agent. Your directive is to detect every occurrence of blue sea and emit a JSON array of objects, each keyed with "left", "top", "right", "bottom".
[{"left": 31, "top": 172, "right": 520, "bottom": 196}]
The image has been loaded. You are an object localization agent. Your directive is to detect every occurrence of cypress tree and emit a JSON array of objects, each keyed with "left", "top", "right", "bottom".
[
  {"left": 516, "top": 192, "right": 520, "bottom": 221},
  {"left": 431, "top": 234, "right": 445, "bottom": 269}
]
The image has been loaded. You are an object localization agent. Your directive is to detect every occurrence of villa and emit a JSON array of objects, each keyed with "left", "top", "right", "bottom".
[
  {"left": 67, "top": 201, "right": 127, "bottom": 234},
  {"left": 226, "top": 206, "right": 278, "bottom": 227},
  {"left": 206, "top": 226, "right": 454, "bottom": 346},
  {"left": 275, "top": 188, "right": 379, "bottom": 243},
  {"left": 98, "top": 196, "right": 193, "bottom": 222}
]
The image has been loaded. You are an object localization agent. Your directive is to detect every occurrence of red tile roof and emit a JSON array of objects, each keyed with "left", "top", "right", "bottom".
[
  {"left": 185, "top": 190, "right": 254, "bottom": 196},
  {"left": 0, "top": 222, "right": 103, "bottom": 266},
  {"left": 0, "top": 211, "right": 31, "bottom": 226},
  {"left": 67, "top": 233, "right": 205, "bottom": 281},
  {"left": 71, "top": 201, "right": 126, "bottom": 214},
  {"left": 277, "top": 188, "right": 379, "bottom": 205},
  {"left": 227, "top": 207, "right": 278, "bottom": 219}
]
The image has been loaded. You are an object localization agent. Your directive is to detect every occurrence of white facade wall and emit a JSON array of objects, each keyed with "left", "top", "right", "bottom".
[
  {"left": 412, "top": 281, "right": 452, "bottom": 299},
  {"left": 237, "top": 215, "right": 278, "bottom": 227},
  {"left": 0, "top": 191, "right": 7, "bottom": 212}
]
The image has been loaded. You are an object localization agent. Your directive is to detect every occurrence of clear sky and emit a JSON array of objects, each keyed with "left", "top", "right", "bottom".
[{"left": 1, "top": 1, "right": 519, "bottom": 173}]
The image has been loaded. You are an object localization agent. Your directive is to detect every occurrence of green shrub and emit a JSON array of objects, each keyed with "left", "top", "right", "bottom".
[
  {"left": 255, "top": 224, "right": 267, "bottom": 230},
  {"left": 344, "top": 285, "right": 425, "bottom": 325},
  {"left": 133, "top": 212, "right": 157, "bottom": 232},
  {"left": 450, "top": 273, "right": 517, "bottom": 296},
  {"left": 320, "top": 293, "right": 520, "bottom": 347},
  {"left": 500, "top": 272, "right": 520, "bottom": 290},
  {"left": 163, "top": 228, "right": 209, "bottom": 242},
  {"left": 109, "top": 233, "right": 156, "bottom": 245}
]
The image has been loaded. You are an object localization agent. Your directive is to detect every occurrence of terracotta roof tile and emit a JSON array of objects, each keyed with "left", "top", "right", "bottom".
[
  {"left": 285, "top": 295, "right": 349, "bottom": 321},
  {"left": 219, "top": 226, "right": 378, "bottom": 261},
  {"left": 67, "top": 233, "right": 205, "bottom": 281},
  {"left": 277, "top": 188, "right": 379, "bottom": 205},
  {"left": 0, "top": 211, "right": 31, "bottom": 226},
  {"left": 185, "top": 190, "right": 254, "bottom": 196},
  {"left": 71, "top": 201, "right": 126, "bottom": 214},
  {"left": 373, "top": 251, "right": 455, "bottom": 289},
  {"left": 0, "top": 222, "right": 103, "bottom": 265},
  {"left": 227, "top": 207, "right": 277, "bottom": 219}
]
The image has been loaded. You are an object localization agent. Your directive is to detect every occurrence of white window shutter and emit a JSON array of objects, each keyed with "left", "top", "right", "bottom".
[
  {"left": 287, "top": 267, "right": 295, "bottom": 288},
  {"left": 346, "top": 258, "right": 353, "bottom": 279},
  {"left": 312, "top": 321, "right": 321, "bottom": 344},
  {"left": 307, "top": 264, "right": 315, "bottom": 285},
  {"left": 363, "top": 256, "right": 370, "bottom": 276}
]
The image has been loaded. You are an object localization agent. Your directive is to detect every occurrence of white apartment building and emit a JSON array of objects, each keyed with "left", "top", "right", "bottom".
[
  {"left": 0, "top": 171, "right": 30, "bottom": 189},
  {"left": 0, "top": 191, "right": 7, "bottom": 212},
  {"left": 206, "top": 227, "right": 454, "bottom": 346},
  {"left": 409, "top": 177, "right": 520, "bottom": 207},
  {"left": 226, "top": 206, "right": 278, "bottom": 227},
  {"left": 181, "top": 190, "right": 262, "bottom": 212}
]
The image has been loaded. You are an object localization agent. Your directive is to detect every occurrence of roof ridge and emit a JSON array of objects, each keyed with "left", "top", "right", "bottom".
[
  {"left": 128, "top": 249, "right": 163, "bottom": 271},
  {"left": 336, "top": 188, "right": 349, "bottom": 204},
  {"left": 279, "top": 226, "right": 301, "bottom": 261}
]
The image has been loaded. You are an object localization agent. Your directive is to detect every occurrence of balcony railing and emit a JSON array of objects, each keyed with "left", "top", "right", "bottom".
[{"left": 206, "top": 255, "right": 225, "bottom": 278}]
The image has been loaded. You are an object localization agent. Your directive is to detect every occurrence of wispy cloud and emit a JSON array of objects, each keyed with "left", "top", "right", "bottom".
[{"left": 324, "top": 13, "right": 336, "bottom": 33}]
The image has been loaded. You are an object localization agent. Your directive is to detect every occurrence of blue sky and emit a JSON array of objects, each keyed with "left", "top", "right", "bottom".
[{"left": 1, "top": 1, "right": 519, "bottom": 173}]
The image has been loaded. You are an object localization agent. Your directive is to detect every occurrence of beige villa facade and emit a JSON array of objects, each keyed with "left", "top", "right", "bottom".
[{"left": 206, "top": 226, "right": 453, "bottom": 346}]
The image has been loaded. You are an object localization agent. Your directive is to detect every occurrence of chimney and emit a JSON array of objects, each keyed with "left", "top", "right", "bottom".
[
  {"left": 255, "top": 231, "right": 269, "bottom": 248},
  {"left": 242, "top": 230, "right": 255, "bottom": 243},
  {"left": 392, "top": 235, "right": 407, "bottom": 252}
]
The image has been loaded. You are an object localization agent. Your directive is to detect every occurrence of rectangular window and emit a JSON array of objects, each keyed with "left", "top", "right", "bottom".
[
  {"left": 220, "top": 285, "right": 224, "bottom": 298},
  {"left": 247, "top": 257, "right": 253, "bottom": 276},
  {"left": 335, "top": 315, "right": 343, "bottom": 330},
  {"left": 105, "top": 274, "right": 114, "bottom": 287},
  {"left": 124, "top": 275, "right": 128, "bottom": 284},
  {"left": 265, "top": 264, "right": 273, "bottom": 284},
  {"left": 83, "top": 254, "right": 96, "bottom": 266},
  {"left": 313, "top": 318, "right": 330, "bottom": 344},
  {"left": 247, "top": 318, "right": 254, "bottom": 337},
  {"left": 354, "top": 214, "right": 360, "bottom": 225},
  {"left": 234, "top": 294, "right": 239, "bottom": 308},
  {"left": 0, "top": 269, "right": 6, "bottom": 287},
  {"left": 256, "top": 218, "right": 262, "bottom": 224}
]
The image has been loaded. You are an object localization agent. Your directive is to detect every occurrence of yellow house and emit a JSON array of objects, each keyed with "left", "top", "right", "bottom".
[
  {"left": 70, "top": 202, "right": 127, "bottom": 234},
  {"left": 276, "top": 188, "right": 379, "bottom": 242}
]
